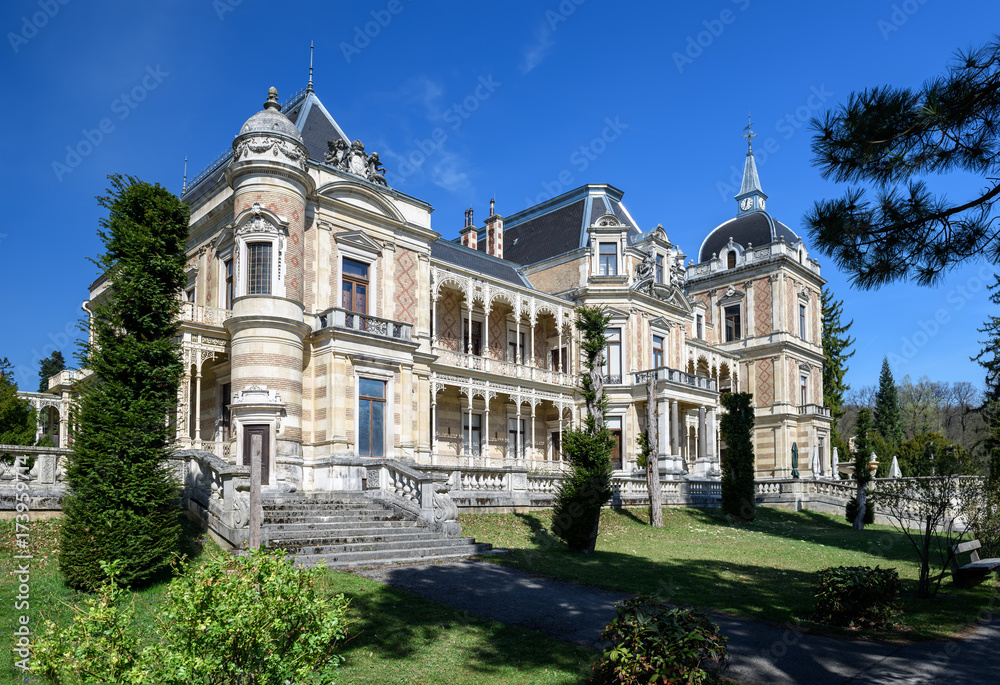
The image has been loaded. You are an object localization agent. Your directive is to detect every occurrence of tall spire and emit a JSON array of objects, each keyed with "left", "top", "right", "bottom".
[
  {"left": 735, "top": 112, "right": 767, "bottom": 215},
  {"left": 182, "top": 156, "right": 188, "bottom": 195},
  {"left": 307, "top": 41, "right": 314, "bottom": 92}
]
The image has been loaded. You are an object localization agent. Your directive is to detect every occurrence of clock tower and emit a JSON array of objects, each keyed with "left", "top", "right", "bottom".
[{"left": 734, "top": 114, "right": 768, "bottom": 216}]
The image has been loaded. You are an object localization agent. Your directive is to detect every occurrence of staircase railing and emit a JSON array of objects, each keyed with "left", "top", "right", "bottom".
[
  {"left": 361, "top": 458, "right": 459, "bottom": 536},
  {"left": 173, "top": 449, "right": 252, "bottom": 548}
]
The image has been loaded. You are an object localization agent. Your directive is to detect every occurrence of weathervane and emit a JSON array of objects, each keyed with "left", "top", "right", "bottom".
[{"left": 742, "top": 111, "right": 756, "bottom": 152}]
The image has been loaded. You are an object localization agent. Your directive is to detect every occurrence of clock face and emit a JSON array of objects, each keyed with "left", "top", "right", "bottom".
[
  {"left": 740, "top": 198, "right": 753, "bottom": 211},
  {"left": 759, "top": 198, "right": 766, "bottom": 210}
]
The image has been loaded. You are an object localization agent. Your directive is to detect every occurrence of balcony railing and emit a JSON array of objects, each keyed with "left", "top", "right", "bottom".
[
  {"left": 321, "top": 307, "right": 413, "bottom": 342},
  {"left": 634, "top": 367, "right": 717, "bottom": 392},
  {"left": 179, "top": 301, "right": 232, "bottom": 327},
  {"left": 433, "top": 347, "right": 574, "bottom": 387},
  {"left": 798, "top": 404, "right": 831, "bottom": 417}
]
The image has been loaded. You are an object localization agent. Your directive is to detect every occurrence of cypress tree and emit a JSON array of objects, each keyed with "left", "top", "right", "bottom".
[
  {"left": 720, "top": 392, "right": 755, "bottom": 521},
  {"left": 59, "top": 175, "right": 189, "bottom": 591},
  {"left": 873, "top": 357, "right": 905, "bottom": 444},
  {"left": 552, "top": 306, "right": 614, "bottom": 553}
]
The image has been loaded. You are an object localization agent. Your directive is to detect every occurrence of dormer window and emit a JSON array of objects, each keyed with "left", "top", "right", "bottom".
[
  {"left": 599, "top": 242, "right": 617, "bottom": 276},
  {"left": 727, "top": 251, "right": 736, "bottom": 269},
  {"left": 655, "top": 254, "right": 664, "bottom": 283}
]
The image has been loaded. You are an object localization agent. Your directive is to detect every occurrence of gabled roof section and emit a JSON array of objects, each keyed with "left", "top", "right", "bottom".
[
  {"left": 282, "top": 88, "right": 349, "bottom": 163},
  {"left": 502, "top": 184, "right": 642, "bottom": 266},
  {"left": 431, "top": 239, "right": 532, "bottom": 287}
]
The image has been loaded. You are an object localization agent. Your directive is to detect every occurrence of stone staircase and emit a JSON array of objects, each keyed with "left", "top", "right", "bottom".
[{"left": 263, "top": 492, "right": 492, "bottom": 568}]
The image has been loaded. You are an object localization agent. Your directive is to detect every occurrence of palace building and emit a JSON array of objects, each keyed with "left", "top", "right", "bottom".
[{"left": 46, "top": 78, "right": 833, "bottom": 494}]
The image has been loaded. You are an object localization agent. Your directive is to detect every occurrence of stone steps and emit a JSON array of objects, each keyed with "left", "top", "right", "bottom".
[{"left": 262, "top": 495, "right": 490, "bottom": 568}]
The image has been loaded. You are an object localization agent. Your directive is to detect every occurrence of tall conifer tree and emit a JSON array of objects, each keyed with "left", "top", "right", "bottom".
[
  {"left": 852, "top": 408, "right": 873, "bottom": 530},
  {"left": 973, "top": 274, "right": 1000, "bottom": 483},
  {"left": 874, "top": 357, "right": 905, "bottom": 444},
  {"left": 821, "top": 287, "right": 855, "bottom": 446},
  {"left": 59, "top": 175, "right": 189, "bottom": 590},
  {"left": 720, "top": 392, "right": 755, "bottom": 521}
]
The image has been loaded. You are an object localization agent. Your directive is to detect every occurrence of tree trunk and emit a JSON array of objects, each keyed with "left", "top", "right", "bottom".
[
  {"left": 918, "top": 514, "right": 933, "bottom": 599},
  {"left": 853, "top": 480, "right": 867, "bottom": 530},
  {"left": 646, "top": 377, "right": 663, "bottom": 527},
  {"left": 589, "top": 368, "right": 605, "bottom": 428}
]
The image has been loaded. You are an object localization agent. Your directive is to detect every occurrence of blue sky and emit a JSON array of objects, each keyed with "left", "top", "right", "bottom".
[{"left": 2, "top": 0, "right": 998, "bottom": 397}]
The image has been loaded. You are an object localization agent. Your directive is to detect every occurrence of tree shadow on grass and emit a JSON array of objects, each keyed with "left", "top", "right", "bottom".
[{"left": 608, "top": 506, "right": 648, "bottom": 526}]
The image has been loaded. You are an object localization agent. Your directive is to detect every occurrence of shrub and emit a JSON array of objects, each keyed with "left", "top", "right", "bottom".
[
  {"left": 32, "top": 549, "right": 351, "bottom": 684},
  {"left": 594, "top": 596, "right": 729, "bottom": 684},
  {"left": 845, "top": 496, "right": 874, "bottom": 525},
  {"left": 813, "top": 565, "right": 901, "bottom": 629}
]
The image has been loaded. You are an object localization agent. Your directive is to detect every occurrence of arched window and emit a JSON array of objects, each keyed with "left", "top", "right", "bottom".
[{"left": 727, "top": 251, "right": 736, "bottom": 269}]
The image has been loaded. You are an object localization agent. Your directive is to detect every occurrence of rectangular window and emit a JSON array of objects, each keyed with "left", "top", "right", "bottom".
[
  {"left": 599, "top": 242, "right": 617, "bottom": 276},
  {"left": 799, "top": 304, "right": 807, "bottom": 339},
  {"left": 603, "top": 327, "right": 622, "bottom": 383},
  {"left": 224, "top": 258, "right": 234, "bottom": 309},
  {"left": 463, "top": 319, "right": 483, "bottom": 356},
  {"left": 247, "top": 242, "right": 272, "bottom": 296},
  {"left": 508, "top": 330, "right": 526, "bottom": 363},
  {"left": 652, "top": 334, "right": 664, "bottom": 368},
  {"left": 358, "top": 378, "right": 385, "bottom": 457},
  {"left": 655, "top": 254, "right": 664, "bottom": 284},
  {"left": 551, "top": 347, "right": 568, "bottom": 372},
  {"left": 508, "top": 418, "right": 526, "bottom": 459},
  {"left": 186, "top": 288, "right": 195, "bottom": 302},
  {"left": 696, "top": 314, "right": 704, "bottom": 340},
  {"left": 800, "top": 375, "right": 808, "bottom": 406},
  {"left": 725, "top": 305, "right": 742, "bottom": 342},
  {"left": 607, "top": 417, "right": 623, "bottom": 470},
  {"left": 220, "top": 382, "right": 232, "bottom": 441},
  {"left": 342, "top": 258, "right": 370, "bottom": 314},
  {"left": 463, "top": 413, "right": 482, "bottom": 456}
]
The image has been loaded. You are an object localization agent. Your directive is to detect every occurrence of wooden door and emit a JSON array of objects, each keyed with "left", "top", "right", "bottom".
[{"left": 243, "top": 424, "right": 269, "bottom": 485}]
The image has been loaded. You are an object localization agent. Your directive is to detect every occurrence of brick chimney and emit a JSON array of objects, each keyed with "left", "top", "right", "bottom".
[
  {"left": 459, "top": 208, "right": 477, "bottom": 249},
  {"left": 484, "top": 198, "right": 503, "bottom": 259}
]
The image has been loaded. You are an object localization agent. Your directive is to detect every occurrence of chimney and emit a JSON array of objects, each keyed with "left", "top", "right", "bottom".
[
  {"left": 484, "top": 199, "right": 503, "bottom": 259},
  {"left": 459, "top": 207, "right": 477, "bottom": 249}
]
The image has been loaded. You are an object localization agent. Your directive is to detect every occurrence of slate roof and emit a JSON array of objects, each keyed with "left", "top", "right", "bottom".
[
  {"left": 501, "top": 184, "right": 642, "bottom": 266},
  {"left": 431, "top": 239, "right": 531, "bottom": 287},
  {"left": 698, "top": 212, "right": 799, "bottom": 263}
]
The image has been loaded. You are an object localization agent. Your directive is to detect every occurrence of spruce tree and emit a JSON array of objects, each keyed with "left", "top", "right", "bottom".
[
  {"left": 720, "top": 392, "right": 755, "bottom": 522},
  {"left": 552, "top": 306, "right": 614, "bottom": 553},
  {"left": 821, "top": 287, "right": 855, "bottom": 448},
  {"left": 38, "top": 350, "right": 66, "bottom": 392},
  {"left": 973, "top": 274, "right": 1000, "bottom": 483},
  {"left": 59, "top": 175, "right": 189, "bottom": 591},
  {"left": 873, "top": 357, "right": 905, "bottom": 444},
  {"left": 852, "top": 408, "right": 874, "bottom": 530}
]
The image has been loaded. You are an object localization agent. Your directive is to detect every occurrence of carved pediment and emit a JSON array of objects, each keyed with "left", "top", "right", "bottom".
[
  {"left": 334, "top": 229, "right": 384, "bottom": 255},
  {"left": 592, "top": 212, "right": 622, "bottom": 228},
  {"left": 718, "top": 285, "right": 746, "bottom": 304},
  {"left": 235, "top": 202, "right": 288, "bottom": 237}
]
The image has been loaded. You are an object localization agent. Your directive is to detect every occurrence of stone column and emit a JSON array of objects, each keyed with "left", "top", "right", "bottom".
[
  {"left": 698, "top": 405, "right": 707, "bottom": 458},
  {"left": 658, "top": 397, "right": 668, "bottom": 463},
  {"left": 707, "top": 407, "right": 718, "bottom": 475},
  {"left": 194, "top": 366, "right": 203, "bottom": 447},
  {"left": 483, "top": 400, "right": 490, "bottom": 466},
  {"left": 430, "top": 398, "right": 438, "bottom": 465},
  {"left": 671, "top": 400, "right": 680, "bottom": 455}
]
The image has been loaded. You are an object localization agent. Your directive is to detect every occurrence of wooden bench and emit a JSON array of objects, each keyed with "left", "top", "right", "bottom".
[{"left": 949, "top": 540, "right": 1000, "bottom": 588}]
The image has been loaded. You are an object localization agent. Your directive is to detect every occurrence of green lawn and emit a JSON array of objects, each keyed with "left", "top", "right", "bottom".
[
  {"left": 459, "top": 505, "right": 998, "bottom": 640},
  {"left": 0, "top": 519, "right": 594, "bottom": 685}
]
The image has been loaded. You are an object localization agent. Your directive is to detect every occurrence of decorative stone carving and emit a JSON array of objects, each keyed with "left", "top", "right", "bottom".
[
  {"left": 325, "top": 138, "right": 389, "bottom": 186},
  {"left": 366, "top": 467, "right": 380, "bottom": 489},
  {"left": 233, "top": 135, "right": 307, "bottom": 171}
]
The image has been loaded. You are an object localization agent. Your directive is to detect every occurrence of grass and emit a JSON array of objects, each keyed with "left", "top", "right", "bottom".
[
  {"left": 0, "top": 518, "right": 594, "bottom": 685},
  {"left": 459, "top": 505, "right": 999, "bottom": 641}
]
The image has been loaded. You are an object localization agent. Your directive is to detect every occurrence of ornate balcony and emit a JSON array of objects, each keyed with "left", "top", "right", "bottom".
[
  {"left": 179, "top": 301, "right": 232, "bottom": 328},
  {"left": 433, "top": 347, "right": 575, "bottom": 387},
  {"left": 634, "top": 366, "right": 717, "bottom": 392},
  {"left": 798, "top": 404, "right": 831, "bottom": 417},
  {"left": 319, "top": 307, "right": 413, "bottom": 342}
]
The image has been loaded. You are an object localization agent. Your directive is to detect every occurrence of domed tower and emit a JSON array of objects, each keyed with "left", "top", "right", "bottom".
[
  {"left": 224, "top": 87, "right": 315, "bottom": 490},
  {"left": 685, "top": 124, "right": 832, "bottom": 480}
]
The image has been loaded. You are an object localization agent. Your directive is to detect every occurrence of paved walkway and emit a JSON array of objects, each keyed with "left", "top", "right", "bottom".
[{"left": 355, "top": 558, "right": 999, "bottom": 684}]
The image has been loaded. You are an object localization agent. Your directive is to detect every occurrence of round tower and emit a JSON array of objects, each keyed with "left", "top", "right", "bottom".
[{"left": 224, "top": 87, "right": 315, "bottom": 490}]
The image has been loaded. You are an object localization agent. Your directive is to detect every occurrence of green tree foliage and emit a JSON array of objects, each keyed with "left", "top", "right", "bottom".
[
  {"left": 38, "top": 350, "right": 66, "bottom": 392},
  {"left": 59, "top": 175, "right": 189, "bottom": 591},
  {"left": 873, "top": 358, "right": 905, "bottom": 444},
  {"left": 720, "top": 392, "right": 755, "bottom": 522},
  {"left": 821, "top": 288, "right": 855, "bottom": 447},
  {"left": 0, "top": 358, "right": 37, "bottom": 447},
  {"left": 973, "top": 274, "right": 1000, "bottom": 483},
  {"left": 852, "top": 408, "right": 873, "bottom": 530},
  {"left": 807, "top": 38, "right": 1000, "bottom": 289},
  {"left": 552, "top": 306, "right": 614, "bottom": 554},
  {"left": 896, "top": 432, "right": 973, "bottom": 478}
]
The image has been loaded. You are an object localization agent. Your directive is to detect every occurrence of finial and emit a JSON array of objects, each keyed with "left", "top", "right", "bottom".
[
  {"left": 182, "top": 156, "right": 188, "bottom": 195},
  {"left": 489, "top": 197, "right": 495, "bottom": 216},
  {"left": 742, "top": 111, "right": 756, "bottom": 153},
  {"left": 264, "top": 87, "right": 280, "bottom": 111},
  {"left": 307, "top": 41, "right": 314, "bottom": 92}
]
